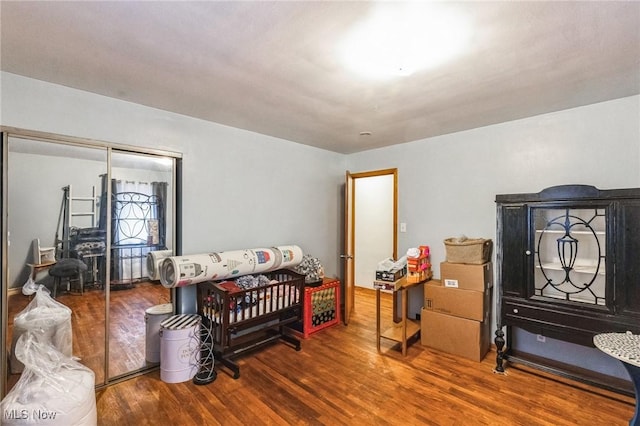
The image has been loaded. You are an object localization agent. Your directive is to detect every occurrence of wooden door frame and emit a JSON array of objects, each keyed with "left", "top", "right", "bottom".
[{"left": 343, "top": 168, "right": 398, "bottom": 325}]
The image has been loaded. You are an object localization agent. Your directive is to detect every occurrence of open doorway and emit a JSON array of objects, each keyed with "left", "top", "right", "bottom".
[
  {"left": 343, "top": 169, "right": 397, "bottom": 322},
  {"left": 354, "top": 173, "right": 396, "bottom": 289}
]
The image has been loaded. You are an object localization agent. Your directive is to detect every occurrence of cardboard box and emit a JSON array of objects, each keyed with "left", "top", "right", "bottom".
[
  {"left": 375, "top": 266, "right": 406, "bottom": 282},
  {"left": 373, "top": 276, "right": 407, "bottom": 291},
  {"left": 440, "top": 262, "right": 493, "bottom": 292},
  {"left": 424, "top": 280, "right": 490, "bottom": 321},
  {"left": 421, "top": 308, "right": 491, "bottom": 362}
]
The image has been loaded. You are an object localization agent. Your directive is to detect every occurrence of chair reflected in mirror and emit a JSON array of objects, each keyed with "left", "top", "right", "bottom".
[{"left": 48, "top": 258, "right": 88, "bottom": 297}]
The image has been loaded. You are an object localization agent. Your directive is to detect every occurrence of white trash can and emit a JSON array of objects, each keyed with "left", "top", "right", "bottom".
[
  {"left": 145, "top": 303, "right": 173, "bottom": 363},
  {"left": 160, "top": 314, "right": 201, "bottom": 383}
]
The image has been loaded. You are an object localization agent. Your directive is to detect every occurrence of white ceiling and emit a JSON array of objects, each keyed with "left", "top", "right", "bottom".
[{"left": 1, "top": 1, "right": 639, "bottom": 154}]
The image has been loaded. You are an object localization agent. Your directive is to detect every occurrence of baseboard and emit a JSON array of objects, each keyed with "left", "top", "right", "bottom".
[{"left": 8, "top": 287, "right": 23, "bottom": 297}]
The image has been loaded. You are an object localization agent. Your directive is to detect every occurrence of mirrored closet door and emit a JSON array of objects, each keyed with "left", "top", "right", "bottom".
[
  {"left": 107, "top": 150, "right": 174, "bottom": 380},
  {"left": 1, "top": 129, "right": 180, "bottom": 396}
]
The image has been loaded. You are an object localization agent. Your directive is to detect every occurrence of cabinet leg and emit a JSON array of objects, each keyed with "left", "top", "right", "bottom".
[{"left": 494, "top": 328, "right": 506, "bottom": 373}]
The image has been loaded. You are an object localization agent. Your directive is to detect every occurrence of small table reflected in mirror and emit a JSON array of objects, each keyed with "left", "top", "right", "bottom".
[{"left": 27, "top": 261, "right": 57, "bottom": 281}]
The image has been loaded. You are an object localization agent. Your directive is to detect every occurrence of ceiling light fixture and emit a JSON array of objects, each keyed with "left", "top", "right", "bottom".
[{"left": 340, "top": 3, "right": 470, "bottom": 80}]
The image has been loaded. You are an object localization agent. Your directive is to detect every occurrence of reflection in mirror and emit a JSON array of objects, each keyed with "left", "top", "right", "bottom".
[
  {"left": 6, "top": 137, "right": 107, "bottom": 390},
  {"left": 107, "top": 150, "right": 173, "bottom": 379}
]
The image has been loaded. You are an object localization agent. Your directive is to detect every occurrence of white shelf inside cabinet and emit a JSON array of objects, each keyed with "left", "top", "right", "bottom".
[
  {"left": 535, "top": 229, "right": 606, "bottom": 236},
  {"left": 538, "top": 292, "right": 607, "bottom": 306},
  {"left": 536, "top": 262, "right": 606, "bottom": 275}
]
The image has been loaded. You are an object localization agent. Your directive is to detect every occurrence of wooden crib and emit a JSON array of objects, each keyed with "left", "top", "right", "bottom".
[{"left": 197, "top": 269, "right": 304, "bottom": 379}]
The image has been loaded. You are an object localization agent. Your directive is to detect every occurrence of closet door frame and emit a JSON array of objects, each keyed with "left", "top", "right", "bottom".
[{"left": 0, "top": 126, "right": 182, "bottom": 396}]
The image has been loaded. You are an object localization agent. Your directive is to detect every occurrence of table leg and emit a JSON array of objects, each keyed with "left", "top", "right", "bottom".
[
  {"left": 622, "top": 362, "right": 640, "bottom": 426},
  {"left": 401, "top": 288, "right": 407, "bottom": 356},
  {"left": 376, "top": 288, "right": 381, "bottom": 353}
]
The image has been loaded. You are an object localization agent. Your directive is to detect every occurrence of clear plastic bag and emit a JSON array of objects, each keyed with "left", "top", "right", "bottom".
[
  {"left": 10, "top": 285, "right": 73, "bottom": 374},
  {"left": 22, "top": 276, "right": 38, "bottom": 296},
  {"left": 1, "top": 333, "right": 96, "bottom": 425}
]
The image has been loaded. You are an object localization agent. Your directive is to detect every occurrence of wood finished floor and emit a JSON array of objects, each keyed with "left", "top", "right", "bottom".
[
  {"left": 7, "top": 281, "right": 170, "bottom": 388},
  {"left": 94, "top": 287, "right": 635, "bottom": 425}
]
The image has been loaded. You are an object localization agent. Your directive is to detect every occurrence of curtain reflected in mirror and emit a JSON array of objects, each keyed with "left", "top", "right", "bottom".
[
  {"left": 107, "top": 151, "right": 173, "bottom": 380},
  {"left": 5, "top": 137, "right": 107, "bottom": 390}
]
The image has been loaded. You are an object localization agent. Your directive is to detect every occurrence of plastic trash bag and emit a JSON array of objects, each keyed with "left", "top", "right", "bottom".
[
  {"left": 376, "top": 256, "right": 407, "bottom": 272},
  {"left": 1, "top": 333, "right": 96, "bottom": 425},
  {"left": 10, "top": 286, "right": 72, "bottom": 374},
  {"left": 22, "top": 276, "right": 38, "bottom": 296}
]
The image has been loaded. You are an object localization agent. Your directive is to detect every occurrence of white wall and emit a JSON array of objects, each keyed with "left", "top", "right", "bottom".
[
  {"left": 348, "top": 95, "right": 640, "bottom": 280},
  {"left": 354, "top": 174, "right": 394, "bottom": 289},
  {"left": 1, "top": 72, "right": 346, "bottom": 282},
  {"left": 3, "top": 71, "right": 639, "bottom": 365},
  {"left": 7, "top": 150, "right": 106, "bottom": 287}
]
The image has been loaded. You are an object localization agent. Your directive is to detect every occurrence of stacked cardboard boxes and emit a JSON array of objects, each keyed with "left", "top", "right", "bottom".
[{"left": 421, "top": 262, "right": 493, "bottom": 361}]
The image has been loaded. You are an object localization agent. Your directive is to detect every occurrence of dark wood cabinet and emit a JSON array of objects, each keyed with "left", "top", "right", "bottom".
[{"left": 494, "top": 185, "right": 640, "bottom": 394}]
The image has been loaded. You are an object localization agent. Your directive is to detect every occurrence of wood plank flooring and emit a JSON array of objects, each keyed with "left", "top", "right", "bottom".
[
  {"left": 7, "top": 281, "right": 170, "bottom": 388},
  {"left": 108, "top": 283, "right": 171, "bottom": 378},
  {"left": 94, "top": 287, "right": 635, "bottom": 425}
]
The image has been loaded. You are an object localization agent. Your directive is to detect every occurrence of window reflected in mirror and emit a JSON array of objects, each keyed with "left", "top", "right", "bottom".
[{"left": 107, "top": 150, "right": 173, "bottom": 379}]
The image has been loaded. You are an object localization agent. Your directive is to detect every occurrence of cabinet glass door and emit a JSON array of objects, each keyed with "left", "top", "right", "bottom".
[{"left": 533, "top": 207, "right": 606, "bottom": 306}]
